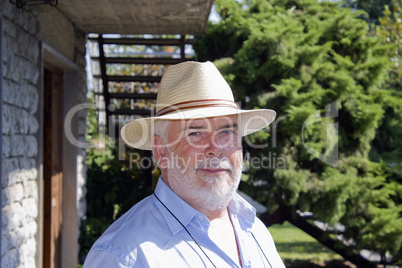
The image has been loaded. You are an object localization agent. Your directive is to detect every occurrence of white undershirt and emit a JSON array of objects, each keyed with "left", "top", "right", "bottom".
[{"left": 208, "top": 212, "right": 242, "bottom": 267}]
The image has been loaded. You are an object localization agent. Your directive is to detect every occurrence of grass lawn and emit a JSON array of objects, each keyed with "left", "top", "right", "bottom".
[{"left": 268, "top": 221, "right": 350, "bottom": 267}]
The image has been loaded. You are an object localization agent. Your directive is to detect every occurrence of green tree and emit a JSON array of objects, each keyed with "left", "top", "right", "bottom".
[
  {"left": 79, "top": 145, "right": 155, "bottom": 262},
  {"left": 195, "top": 0, "right": 402, "bottom": 264},
  {"left": 79, "top": 93, "right": 155, "bottom": 263},
  {"left": 370, "top": 3, "right": 402, "bottom": 197},
  {"left": 343, "top": 0, "right": 401, "bottom": 24},
  {"left": 376, "top": 2, "right": 402, "bottom": 89}
]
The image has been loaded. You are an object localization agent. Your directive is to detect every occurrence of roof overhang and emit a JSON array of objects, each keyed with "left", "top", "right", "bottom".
[{"left": 56, "top": 0, "right": 214, "bottom": 35}]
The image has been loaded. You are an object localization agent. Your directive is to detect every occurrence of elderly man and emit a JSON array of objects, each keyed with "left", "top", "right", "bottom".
[{"left": 84, "top": 61, "right": 285, "bottom": 267}]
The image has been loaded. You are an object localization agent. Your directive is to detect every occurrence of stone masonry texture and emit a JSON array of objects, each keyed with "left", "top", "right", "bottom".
[{"left": 1, "top": 1, "right": 87, "bottom": 267}]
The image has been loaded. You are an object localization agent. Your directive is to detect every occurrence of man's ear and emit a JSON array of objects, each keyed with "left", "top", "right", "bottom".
[{"left": 152, "top": 135, "right": 167, "bottom": 169}]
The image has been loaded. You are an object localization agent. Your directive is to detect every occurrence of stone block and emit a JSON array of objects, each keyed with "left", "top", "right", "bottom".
[
  {"left": 1, "top": 247, "right": 18, "bottom": 268},
  {"left": 26, "top": 238, "right": 37, "bottom": 260},
  {"left": 3, "top": 18, "right": 16, "bottom": 38},
  {"left": 3, "top": 78, "right": 18, "bottom": 106},
  {"left": 2, "top": 204, "right": 26, "bottom": 235},
  {"left": 14, "top": 7, "right": 33, "bottom": 33},
  {"left": 2, "top": 158, "right": 20, "bottom": 188},
  {"left": 17, "top": 109, "right": 30, "bottom": 135},
  {"left": 16, "top": 27, "right": 33, "bottom": 61},
  {"left": 8, "top": 169, "right": 32, "bottom": 189},
  {"left": 30, "top": 66, "right": 40, "bottom": 85},
  {"left": 16, "top": 163, "right": 37, "bottom": 189},
  {"left": 8, "top": 202, "right": 25, "bottom": 231},
  {"left": 28, "top": 114, "right": 39, "bottom": 134},
  {"left": 19, "top": 157, "right": 36, "bottom": 173},
  {"left": 18, "top": 243, "right": 28, "bottom": 267},
  {"left": 19, "top": 240, "right": 36, "bottom": 267},
  {"left": 2, "top": 104, "right": 12, "bottom": 135},
  {"left": 3, "top": 31, "right": 16, "bottom": 62},
  {"left": 13, "top": 227, "right": 27, "bottom": 248},
  {"left": 22, "top": 220, "right": 37, "bottom": 240},
  {"left": 20, "top": 58, "right": 39, "bottom": 85},
  {"left": 23, "top": 84, "right": 39, "bottom": 114},
  {"left": 21, "top": 13, "right": 37, "bottom": 35},
  {"left": 7, "top": 170, "right": 26, "bottom": 188},
  {"left": 2, "top": 59, "right": 7, "bottom": 75},
  {"left": 4, "top": 54, "right": 38, "bottom": 85},
  {"left": 2, "top": 188, "right": 8, "bottom": 209},
  {"left": 21, "top": 198, "right": 38, "bottom": 220},
  {"left": 3, "top": 1, "right": 16, "bottom": 21},
  {"left": 2, "top": 135, "right": 11, "bottom": 158},
  {"left": 2, "top": 206, "right": 10, "bottom": 234},
  {"left": 4, "top": 53, "right": 22, "bottom": 82},
  {"left": 19, "top": 158, "right": 37, "bottom": 186},
  {"left": 24, "top": 253, "right": 36, "bottom": 268},
  {"left": 31, "top": 38, "right": 40, "bottom": 62},
  {"left": 22, "top": 254, "right": 35, "bottom": 268},
  {"left": 4, "top": 106, "right": 30, "bottom": 135},
  {"left": 11, "top": 135, "right": 24, "bottom": 157},
  {"left": 3, "top": 183, "right": 24, "bottom": 206},
  {"left": 1, "top": 232, "right": 10, "bottom": 256},
  {"left": 20, "top": 109, "right": 30, "bottom": 135},
  {"left": 23, "top": 180, "right": 38, "bottom": 201},
  {"left": 24, "top": 135, "right": 38, "bottom": 158}
]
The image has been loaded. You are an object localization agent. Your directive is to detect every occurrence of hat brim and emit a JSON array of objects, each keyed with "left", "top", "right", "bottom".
[{"left": 121, "top": 107, "right": 276, "bottom": 150}]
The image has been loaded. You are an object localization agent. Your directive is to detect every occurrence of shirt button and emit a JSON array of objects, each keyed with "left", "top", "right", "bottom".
[{"left": 198, "top": 215, "right": 203, "bottom": 221}]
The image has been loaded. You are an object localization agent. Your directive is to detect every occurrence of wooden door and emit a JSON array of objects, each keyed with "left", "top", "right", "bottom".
[{"left": 43, "top": 64, "right": 63, "bottom": 268}]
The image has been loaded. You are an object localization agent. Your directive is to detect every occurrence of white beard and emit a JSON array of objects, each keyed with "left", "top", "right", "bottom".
[{"left": 166, "top": 152, "right": 243, "bottom": 212}]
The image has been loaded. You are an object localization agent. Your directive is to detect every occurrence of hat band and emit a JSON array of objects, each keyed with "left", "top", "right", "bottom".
[{"left": 156, "top": 99, "right": 239, "bottom": 116}]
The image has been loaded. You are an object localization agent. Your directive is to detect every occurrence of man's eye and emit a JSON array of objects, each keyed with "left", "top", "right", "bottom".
[
  {"left": 188, "top": 132, "right": 201, "bottom": 136},
  {"left": 220, "top": 129, "right": 235, "bottom": 135}
]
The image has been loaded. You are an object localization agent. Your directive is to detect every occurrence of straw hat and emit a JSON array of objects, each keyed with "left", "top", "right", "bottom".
[{"left": 121, "top": 61, "right": 276, "bottom": 150}]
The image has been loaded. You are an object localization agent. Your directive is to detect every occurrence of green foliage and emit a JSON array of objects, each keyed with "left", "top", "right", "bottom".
[
  {"left": 79, "top": 91, "right": 155, "bottom": 263},
  {"left": 195, "top": 0, "right": 402, "bottom": 261},
  {"left": 342, "top": 0, "right": 400, "bottom": 24},
  {"left": 376, "top": 1, "right": 402, "bottom": 89},
  {"left": 85, "top": 92, "right": 100, "bottom": 142},
  {"left": 79, "top": 145, "right": 153, "bottom": 263},
  {"left": 371, "top": 2, "right": 402, "bottom": 169}
]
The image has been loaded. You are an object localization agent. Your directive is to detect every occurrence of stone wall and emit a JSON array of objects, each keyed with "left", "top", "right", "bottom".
[
  {"left": 1, "top": 1, "right": 87, "bottom": 267},
  {"left": 1, "top": 3, "right": 41, "bottom": 268},
  {"left": 73, "top": 23, "right": 88, "bottom": 245}
]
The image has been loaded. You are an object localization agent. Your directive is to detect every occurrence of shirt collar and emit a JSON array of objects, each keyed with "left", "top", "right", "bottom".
[
  {"left": 153, "top": 176, "right": 257, "bottom": 234},
  {"left": 153, "top": 177, "right": 200, "bottom": 235},
  {"left": 228, "top": 192, "right": 257, "bottom": 224}
]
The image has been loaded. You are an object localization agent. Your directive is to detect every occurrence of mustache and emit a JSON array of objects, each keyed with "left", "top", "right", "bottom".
[{"left": 196, "top": 158, "right": 233, "bottom": 171}]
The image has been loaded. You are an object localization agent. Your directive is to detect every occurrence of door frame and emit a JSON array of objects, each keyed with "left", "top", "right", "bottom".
[
  {"left": 43, "top": 62, "right": 64, "bottom": 268},
  {"left": 37, "top": 42, "right": 80, "bottom": 268}
]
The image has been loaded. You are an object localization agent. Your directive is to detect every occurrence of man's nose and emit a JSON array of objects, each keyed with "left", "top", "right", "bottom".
[{"left": 205, "top": 133, "right": 225, "bottom": 157}]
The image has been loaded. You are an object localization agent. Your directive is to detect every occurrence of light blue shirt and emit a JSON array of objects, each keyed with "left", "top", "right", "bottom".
[{"left": 84, "top": 177, "right": 285, "bottom": 267}]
